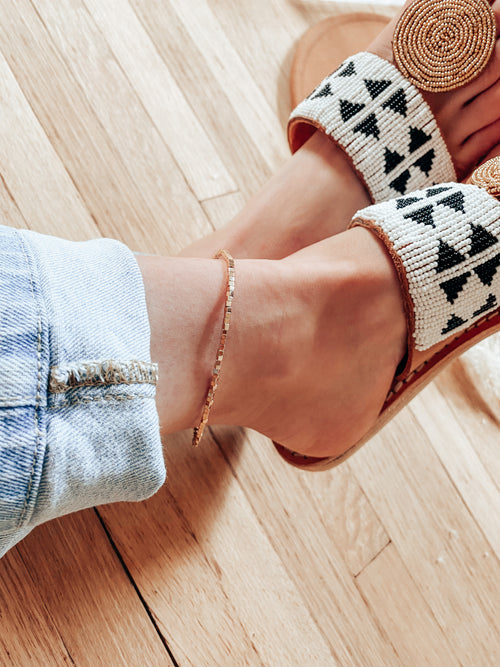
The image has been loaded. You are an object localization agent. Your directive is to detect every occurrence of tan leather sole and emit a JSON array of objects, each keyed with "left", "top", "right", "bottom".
[
  {"left": 275, "top": 310, "right": 500, "bottom": 471},
  {"left": 289, "top": 13, "right": 391, "bottom": 109}
]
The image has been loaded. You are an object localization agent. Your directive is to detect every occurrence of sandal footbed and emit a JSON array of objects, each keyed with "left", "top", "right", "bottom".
[{"left": 290, "top": 13, "right": 391, "bottom": 109}]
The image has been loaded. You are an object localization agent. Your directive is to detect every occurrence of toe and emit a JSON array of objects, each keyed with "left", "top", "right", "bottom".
[
  {"left": 455, "top": 117, "right": 500, "bottom": 178},
  {"left": 445, "top": 39, "right": 500, "bottom": 108},
  {"left": 453, "top": 78, "right": 500, "bottom": 145}
]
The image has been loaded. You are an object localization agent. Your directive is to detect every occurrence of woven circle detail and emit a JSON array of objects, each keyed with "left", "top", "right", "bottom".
[
  {"left": 393, "top": 0, "right": 496, "bottom": 92},
  {"left": 470, "top": 157, "right": 500, "bottom": 199}
]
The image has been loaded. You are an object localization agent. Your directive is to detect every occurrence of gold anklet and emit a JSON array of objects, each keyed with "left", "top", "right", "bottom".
[{"left": 192, "top": 249, "right": 235, "bottom": 447}]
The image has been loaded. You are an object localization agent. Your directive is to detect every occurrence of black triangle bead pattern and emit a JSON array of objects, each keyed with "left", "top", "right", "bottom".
[
  {"left": 474, "top": 253, "right": 500, "bottom": 287},
  {"left": 353, "top": 113, "right": 380, "bottom": 141},
  {"left": 408, "top": 127, "right": 432, "bottom": 153},
  {"left": 469, "top": 224, "right": 498, "bottom": 256},
  {"left": 389, "top": 170, "right": 411, "bottom": 195},
  {"left": 396, "top": 196, "right": 422, "bottom": 209},
  {"left": 351, "top": 183, "right": 500, "bottom": 350},
  {"left": 439, "top": 272, "right": 471, "bottom": 304},
  {"left": 384, "top": 147, "right": 405, "bottom": 175},
  {"left": 289, "top": 52, "right": 456, "bottom": 203},
  {"left": 340, "top": 99, "right": 366, "bottom": 122},
  {"left": 403, "top": 204, "right": 435, "bottom": 228},
  {"left": 413, "top": 149, "right": 435, "bottom": 177},
  {"left": 310, "top": 82, "right": 333, "bottom": 100},
  {"left": 441, "top": 314, "right": 468, "bottom": 335},
  {"left": 426, "top": 185, "right": 453, "bottom": 198},
  {"left": 364, "top": 78, "right": 391, "bottom": 99},
  {"left": 436, "top": 240, "right": 467, "bottom": 273},
  {"left": 437, "top": 191, "right": 466, "bottom": 214},
  {"left": 473, "top": 293, "right": 497, "bottom": 318},
  {"left": 381, "top": 88, "right": 408, "bottom": 117},
  {"left": 338, "top": 61, "right": 356, "bottom": 77}
]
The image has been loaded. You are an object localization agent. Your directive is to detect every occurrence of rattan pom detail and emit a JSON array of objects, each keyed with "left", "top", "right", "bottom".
[
  {"left": 470, "top": 157, "right": 500, "bottom": 200},
  {"left": 393, "top": 0, "right": 496, "bottom": 92}
]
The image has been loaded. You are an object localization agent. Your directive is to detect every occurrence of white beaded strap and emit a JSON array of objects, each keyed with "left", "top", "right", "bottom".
[
  {"left": 351, "top": 183, "right": 500, "bottom": 351},
  {"left": 288, "top": 52, "right": 456, "bottom": 203}
]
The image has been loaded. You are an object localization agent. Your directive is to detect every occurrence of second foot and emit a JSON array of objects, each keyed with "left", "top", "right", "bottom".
[
  {"left": 211, "top": 226, "right": 407, "bottom": 460},
  {"left": 182, "top": 0, "right": 500, "bottom": 262}
]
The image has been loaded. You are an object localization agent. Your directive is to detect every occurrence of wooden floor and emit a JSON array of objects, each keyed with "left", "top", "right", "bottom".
[{"left": 1, "top": 1, "right": 499, "bottom": 665}]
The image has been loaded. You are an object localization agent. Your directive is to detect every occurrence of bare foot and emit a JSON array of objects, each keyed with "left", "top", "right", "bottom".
[
  {"left": 138, "top": 225, "right": 407, "bottom": 461},
  {"left": 182, "top": 0, "right": 500, "bottom": 260},
  {"left": 216, "top": 227, "right": 407, "bottom": 460}
]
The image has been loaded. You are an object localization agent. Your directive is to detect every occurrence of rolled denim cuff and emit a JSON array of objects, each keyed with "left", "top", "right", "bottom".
[{"left": 0, "top": 227, "right": 165, "bottom": 557}]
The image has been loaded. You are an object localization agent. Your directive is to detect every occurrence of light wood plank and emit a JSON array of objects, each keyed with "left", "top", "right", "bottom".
[
  {"left": 99, "top": 430, "right": 337, "bottom": 666},
  {"left": 212, "top": 426, "right": 399, "bottom": 665},
  {"left": 0, "top": 548, "right": 72, "bottom": 664},
  {"left": 0, "top": 47, "right": 97, "bottom": 240},
  {"left": 0, "top": 0, "right": 209, "bottom": 251},
  {"left": 207, "top": 0, "right": 313, "bottom": 130},
  {"left": 202, "top": 191, "right": 246, "bottom": 229},
  {"left": 168, "top": 0, "right": 287, "bottom": 173},
  {"left": 83, "top": 0, "right": 236, "bottom": 201},
  {"left": 130, "top": 0, "right": 277, "bottom": 199},
  {"left": 4, "top": 511, "right": 171, "bottom": 666},
  {"left": 301, "top": 465, "right": 390, "bottom": 577},
  {"left": 356, "top": 543, "right": 458, "bottom": 665},
  {"left": 352, "top": 401, "right": 500, "bottom": 664},
  {"left": 411, "top": 381, "right": 500, "bottom": 559},
  {"left": 0, "top": 175, "right": 29, "bottom": 231},
  {"left": 32, "top": 0, "right": 213, "bottom": 252},
  {"left": 436, "top": 361, "right": 500, "bottom": 491}
]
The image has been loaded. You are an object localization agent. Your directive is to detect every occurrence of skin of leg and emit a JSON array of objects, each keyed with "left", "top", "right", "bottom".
[
  {"left": 182, "top": 131, "right": 370, "bottom": 260},
  {"left": 182, "top": 0, "right": 500, "bottom": 261},
  {"left": 136, "top": 225, "right": 407, "bottom": 459}
]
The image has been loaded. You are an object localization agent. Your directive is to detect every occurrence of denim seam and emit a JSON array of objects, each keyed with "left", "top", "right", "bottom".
[
  {"left": 16, "top": 233, "right": 44, "bottom": 529},
  {"left": 48, "top": 394, "right": 155, "bottom": 410}
]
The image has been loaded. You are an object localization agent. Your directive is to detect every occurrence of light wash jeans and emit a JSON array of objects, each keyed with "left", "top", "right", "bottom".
[{"left": 0, "top": 225, "right": 166, "bottom": 558}]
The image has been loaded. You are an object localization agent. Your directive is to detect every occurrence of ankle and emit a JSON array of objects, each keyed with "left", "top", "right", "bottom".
[
  {"left": 302, "top": 130, "right": 370, "bottom": 211},
  {"left": 286, "top": 227, "right": 408, "bottom": 377},
  {"left": 209, "top": 259, "right": 301, "bottom": 426},
  {"left": 330, "top": 227, "right": 408, "bottom": 369},
  {"left": 137, "top": 252, "right": 299, "bottom": 433},
  {"left": 137, "top": 254, "right": 236, "bottom": 433}
]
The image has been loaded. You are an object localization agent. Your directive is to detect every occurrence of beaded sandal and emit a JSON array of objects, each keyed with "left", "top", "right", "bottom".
[
  {"left": 274, "top": 158, "right": 500, "bottom": 470},
  {"left": 289, "top": 0, "right": 496, "bottom": 203},
  {"left": 289, "top": 13, "right": 390, "bottom": 110}
]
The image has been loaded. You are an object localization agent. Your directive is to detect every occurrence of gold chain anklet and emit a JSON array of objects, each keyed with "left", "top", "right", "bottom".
[{"left": 192, "top": 249, "right": 235, "bottom": 447}]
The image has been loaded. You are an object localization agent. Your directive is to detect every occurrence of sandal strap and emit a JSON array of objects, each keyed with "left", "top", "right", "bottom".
[
  {"left": 351, "top": 183, "right": 500, "bottom": 356},
  {"left": 288, "top": 52, "right": 456, "bottom": 203}
]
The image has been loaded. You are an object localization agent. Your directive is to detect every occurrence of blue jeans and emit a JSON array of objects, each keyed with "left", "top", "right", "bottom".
[{"left": 0, "top": 225, "right": 166, "bottom": 558}]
